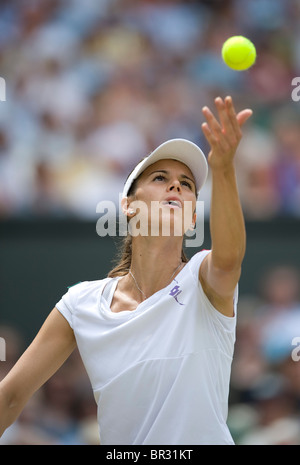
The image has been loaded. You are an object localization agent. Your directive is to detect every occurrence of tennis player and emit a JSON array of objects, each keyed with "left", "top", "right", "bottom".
[{"left": 0, "top": 96, "right": 252, "bottom": 445}]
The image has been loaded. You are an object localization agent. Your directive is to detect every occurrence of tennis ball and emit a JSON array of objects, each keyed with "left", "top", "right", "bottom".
[{"left": 222, "top": 36, "right": 256, "bottom": 71}]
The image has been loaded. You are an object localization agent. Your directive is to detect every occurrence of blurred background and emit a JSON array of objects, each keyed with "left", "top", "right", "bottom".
[{"left": 0, "top": 0, "right": 300, "bottom": 444}]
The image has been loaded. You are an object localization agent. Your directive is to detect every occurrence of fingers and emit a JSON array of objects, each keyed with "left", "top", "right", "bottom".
[
  {"left": 201, "top": 120, "right": 218, "bottom": 148},
  {"left": 205, "top": 96, "right": 239, "bottom": 136},
  {"left": 201, "top": 97, "right": 235, "bottom": 151},
  {"left": 237, "top": 109, "right": 253, "bottom": 127},
  {"left": 202, "top": 96, "right": 252, "bottom": 146},
  {"left": 201, "top": 106, "right": 223, "bottom": 146}
]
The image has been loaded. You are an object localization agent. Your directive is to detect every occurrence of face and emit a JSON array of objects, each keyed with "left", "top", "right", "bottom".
[{"left": 123, "top": 159, "right": 197, "bottom": 237}]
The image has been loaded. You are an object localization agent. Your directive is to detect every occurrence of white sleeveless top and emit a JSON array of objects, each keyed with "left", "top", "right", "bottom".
[{"left": 56, "top": 249, "right": 237, "bottom": 445}]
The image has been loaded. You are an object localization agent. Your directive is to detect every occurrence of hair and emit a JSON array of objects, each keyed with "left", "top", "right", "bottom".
[{"left": 107, "top": 173, "right": 191, "bottom": 278}]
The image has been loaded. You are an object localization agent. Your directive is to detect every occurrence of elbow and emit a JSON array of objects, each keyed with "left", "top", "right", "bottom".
[{"left": 211, "top": 248, "right": 245, "bottom": 273}]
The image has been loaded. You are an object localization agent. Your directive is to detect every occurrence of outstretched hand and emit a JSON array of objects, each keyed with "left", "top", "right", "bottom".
[{"left": 201, "top": 96, "right": 252, "bottom": 172}]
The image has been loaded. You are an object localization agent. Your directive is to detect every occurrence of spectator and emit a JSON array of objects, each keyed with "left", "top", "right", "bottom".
[{"left": 0, "top": 0, "right": 298, "bottom": 219}]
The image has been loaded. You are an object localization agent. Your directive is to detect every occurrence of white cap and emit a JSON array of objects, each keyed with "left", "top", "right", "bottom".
[{"left": 122, "top": 138, "right": 208, "bottom": 198}]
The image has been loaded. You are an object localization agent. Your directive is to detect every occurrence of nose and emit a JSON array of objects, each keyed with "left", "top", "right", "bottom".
[{"left": 168, "top": 179, "right": 181, "bottom": 193}]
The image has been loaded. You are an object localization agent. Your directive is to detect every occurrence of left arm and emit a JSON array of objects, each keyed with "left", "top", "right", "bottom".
[{"left": 199, "top": 96, "right": 252, "bottom": 317}]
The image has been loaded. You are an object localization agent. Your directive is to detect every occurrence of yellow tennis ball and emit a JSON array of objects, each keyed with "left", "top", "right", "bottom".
[{"left": 222, "top": 36, "right": 256, "bottom": 71}]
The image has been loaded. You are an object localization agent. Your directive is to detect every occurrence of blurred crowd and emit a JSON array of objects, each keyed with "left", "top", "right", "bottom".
[
  {"left": 1, "top": 263, "right": 300, "bottom": 445},
  {"left": 0, "top": 0, "right": 300, "bottom": 219},
  {"left": 229, "top": 265, "right": 300, "bottom": 444}
]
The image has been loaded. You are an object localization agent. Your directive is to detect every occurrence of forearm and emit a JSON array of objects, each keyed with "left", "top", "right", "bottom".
[
  {"left": 210, "top": 164, "right": 246, "bottom": 271},
  {"left": 0, "top": 384, "right": 21, "bottom": 437}
]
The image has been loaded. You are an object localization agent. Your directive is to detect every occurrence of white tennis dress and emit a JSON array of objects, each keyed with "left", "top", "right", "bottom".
[{"left": 56, "top": 249, "right": 237, "bottom": 445}]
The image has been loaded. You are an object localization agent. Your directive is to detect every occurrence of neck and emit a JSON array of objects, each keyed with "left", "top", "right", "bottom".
[{"left": 129, "top": 235, "right": 184, "bottom": 299}]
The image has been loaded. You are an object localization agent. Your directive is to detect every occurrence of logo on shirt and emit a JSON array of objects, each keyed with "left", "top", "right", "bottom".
[{"left": 169, "top": 282, "right": 184, "bottom": 306}]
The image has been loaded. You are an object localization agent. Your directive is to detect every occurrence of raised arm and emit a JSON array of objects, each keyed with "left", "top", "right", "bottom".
[
  {"left": 0, "top": 308, "right": 76, "bottom": 437},
  {"left": 199, "top": 96, "right": 252, "bottom": 317}
]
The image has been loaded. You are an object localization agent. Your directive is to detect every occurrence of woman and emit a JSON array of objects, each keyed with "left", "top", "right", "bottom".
[{"left": 0, "top": 96, "right": 252, "bottom": 444}]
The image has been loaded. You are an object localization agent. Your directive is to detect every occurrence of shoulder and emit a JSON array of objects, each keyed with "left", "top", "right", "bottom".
[
  {"left": 56, "top": 278, "right": 109, "bottom": 316},
  {"left": 187, "top": 249, "right": 211, "bottom": 280},
  {"left": 67, "top": 279, "right": 109, "bottom": 295},
  {"left": 66, "top": 278, "right": 109, "bottom": 294},
  {"left": 186, "top": 251, "right": 238, "bottom": 322}
]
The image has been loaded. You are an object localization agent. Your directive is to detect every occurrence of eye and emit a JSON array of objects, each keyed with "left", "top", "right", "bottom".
[
  {"left": 153, "top": 174, "right": 166, "bottom": 182},
  {"left": 181, "top": 180, "right": 192, "bottom": 189}
]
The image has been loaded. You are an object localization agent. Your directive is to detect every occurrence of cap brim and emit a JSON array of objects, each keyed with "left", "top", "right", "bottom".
[{"left": 122, "top": 138, "right": 208, "bottom": 198}]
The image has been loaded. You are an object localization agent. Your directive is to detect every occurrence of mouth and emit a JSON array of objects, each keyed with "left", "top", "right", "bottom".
[{"left": 161, "top": 199, "right": 182, "bottom": 209}]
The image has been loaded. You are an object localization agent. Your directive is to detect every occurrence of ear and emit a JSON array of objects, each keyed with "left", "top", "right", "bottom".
[
  {"left": 190, "top": 212, "right": 197, "bottom": 230},
  {"left": 121, "top": 197, "right": 135, "bottom": 217}
]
